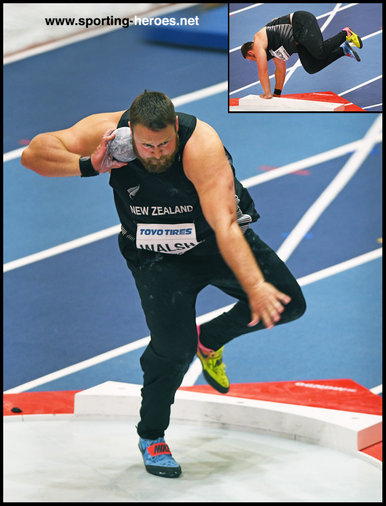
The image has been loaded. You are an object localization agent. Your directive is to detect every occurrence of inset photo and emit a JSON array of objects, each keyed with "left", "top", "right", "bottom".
[{"left": 229, "top": 3, "right": 382, "bottom": 112}]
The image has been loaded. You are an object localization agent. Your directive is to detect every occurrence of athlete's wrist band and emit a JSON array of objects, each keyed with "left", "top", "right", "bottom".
[
  {"left": 79, "top": 156, "right": 99, "bottom": 177},
  {"left": 273, "top": 88, "right": 282, "bottom": 96}
]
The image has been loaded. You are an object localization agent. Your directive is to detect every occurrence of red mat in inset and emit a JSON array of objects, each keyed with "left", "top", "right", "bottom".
[
  {"left": 229, "top": 91, "right": 365, "bottom": 111},
  {"left": 281, "top": 91, "right": 365, "bottom": 111}
]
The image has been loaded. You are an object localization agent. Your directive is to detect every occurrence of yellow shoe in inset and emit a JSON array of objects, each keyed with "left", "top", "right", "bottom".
[
  {"left": 343, "top": 27, "right": 363, "bottom": 48},
  {"left": 197, "top": 328, "right": 230, "bottom": 394}
]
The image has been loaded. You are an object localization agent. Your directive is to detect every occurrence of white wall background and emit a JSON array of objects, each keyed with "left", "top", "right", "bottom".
[{"left": 3, "top": 3, "right": 173, "bottom": 56}]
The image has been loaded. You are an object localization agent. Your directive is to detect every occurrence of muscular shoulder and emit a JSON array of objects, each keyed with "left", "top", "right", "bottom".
[
  {"left": 51, "top": 110, "right": 126, "bottom": 155},
  {"left": 183, "top": 118, "right": 230, "bottom": 186},
  {"left": 184, "top": 119, "right": 223, "bottom": 160},
  {"left": 253, "top": 28, "right": 268, "bottom": 50},
  {"left": 65, "top": 110, "right": 125, "bottom": 138}
]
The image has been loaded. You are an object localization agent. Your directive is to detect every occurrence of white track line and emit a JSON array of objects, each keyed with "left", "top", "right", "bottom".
[
  {"left": 3, "top": 4, "right": 199, "bottom": 65},
  {"left": 229, "top": 3, "right": 263, "bottom": 17},
  {"left": 362, "top": 103, "right": 382, "bottom": 110},
  {"left": 229, "top": 4, "right": 358, "bottom": 52},
  {"left": 172, "top": 81, "right": 227, "bottom": 107},
  {"left": 3, "top": 81, "right": 227, "bottom": 164},
  {"left": 276, "top": 114, "right": 382, "bottom": 263},
  {"left": 184, "top": 247, "right": 382, "bottom": 386},
  {"left": 229, "top": 65, "right": 293, "bottom": 95},
  {"left": 241, "top": 134, "right": 381, "bottom": 189},
  {"left": 361, "top": 29, "right": 383, "bottom": 42},
  {"left": 3, "top": 147, "right": 25, "bottom": 163},
  {"left": 4, "top": 336, "right": 151, "bottom": 394},
  {"left": 229, "top": 14, "right": 381, "bottom": 97},
  {"left": 3, "top": 225, "right": 122, "bottom": 272},
  {"left": 4, "top": 4, "right": 382, "bottom": 394},
  {"left": 284, "top": 3, "right": 343, "bottom": 86},
  {"left": 296, "top": 247, "right": 382, "bottom": 286},
  {"left": 180, "top": 358, "right": 205, "bottom": 386},
  {"left": 3, "top": 82, "right": 228, "bottom": 272},
  {"left": 4, "top": 126, "right": 382, "bottom": 273},
  {"left": 339, "top": 75, "right": 382, "bottom": 97},
  {"left": 370, "top": 384, "right": 382, "bottom": 395},
  {"left": 5, "top": 246, "right": 381, "bottom": 393}
]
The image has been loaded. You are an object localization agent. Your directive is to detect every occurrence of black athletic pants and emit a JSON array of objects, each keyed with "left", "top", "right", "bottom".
[
  {"left": 118, "top": 229, "right": 306, "bottom": 440},
  {"left": 292, "top": 11, "right": 346, "bottom": 74}
]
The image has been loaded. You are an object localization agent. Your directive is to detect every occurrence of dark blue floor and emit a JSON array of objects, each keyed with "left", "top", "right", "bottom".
[
  {"left": 4, "top": 110, "right": 378, "bottom": 263},
  {"left": 229, "top": 3, "right": 382, "bottom": 110},
  {"left": 4, "top": 23, "right": 227, "bottom": 152},
  {"left": 3, "top": 5, "right": 382, "bottom": 394},
  {"left": 4, "top": 147, "right": 382, "bottom": 391},
  {"left": 226, "top": 257, "right": 382, "bottom": 389}
]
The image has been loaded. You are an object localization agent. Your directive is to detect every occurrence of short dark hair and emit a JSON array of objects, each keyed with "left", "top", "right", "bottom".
[
  {"left": 240, "top": 42, "right": 254, "bottom": 59},
  {"left": 129, "top": 90, "right": 176, "bottom": 131}
]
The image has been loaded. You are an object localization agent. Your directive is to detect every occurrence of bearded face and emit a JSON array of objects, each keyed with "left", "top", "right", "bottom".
[{"left": 131, "top": 123, "right": 179, "bottom": 174}]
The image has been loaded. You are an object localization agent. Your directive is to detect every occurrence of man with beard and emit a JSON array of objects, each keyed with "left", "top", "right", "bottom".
[{"left": 22, "top": 90, "right": 306, "bottom": 478}]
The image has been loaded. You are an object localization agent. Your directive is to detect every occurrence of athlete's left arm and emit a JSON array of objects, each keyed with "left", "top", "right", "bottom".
[
  {"left": 183, "top": 120, "right": 291, "bottom": 329},
  {"left": 273, "top": 58, "right": 286, "bottom": 95}
]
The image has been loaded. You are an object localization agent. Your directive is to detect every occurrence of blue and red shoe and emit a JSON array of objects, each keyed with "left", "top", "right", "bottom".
[
  {"left": 342, "top": 42, "right": 361, "bottom": 62},
  {"left": 138, "top": 437, "right": 181, "bottom": 478}
]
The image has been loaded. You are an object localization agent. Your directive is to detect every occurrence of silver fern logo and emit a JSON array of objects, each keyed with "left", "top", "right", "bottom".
[{"left": 127, "top": 185, "right": 140, "bottom": 199}]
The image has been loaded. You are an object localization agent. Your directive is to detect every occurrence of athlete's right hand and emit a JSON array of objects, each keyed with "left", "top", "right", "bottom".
[
  {"left": 247, "top": 281, "right": 291, "bottom": 330},
  {"left": 91, "top": 129, "right": 127, "bottom": 173}
]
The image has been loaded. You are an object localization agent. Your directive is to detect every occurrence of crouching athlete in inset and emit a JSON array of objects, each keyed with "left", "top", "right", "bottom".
[
  {"left": 21, "top": 90, "right": 306, "bottom": 478},
  {"left": 241, "top": 11, "right": 363, "bottom": 98}
]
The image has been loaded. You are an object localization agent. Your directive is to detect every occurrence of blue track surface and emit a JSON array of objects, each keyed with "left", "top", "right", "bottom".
[
  {"left": 3, "top": 5, "right": 382, "bottom": 395},
  {"left": 229, "top": 3, "right": 383, "bottom": 110},
  {"left": 4, "top": 21, "right": 227, "bottom": 153}
]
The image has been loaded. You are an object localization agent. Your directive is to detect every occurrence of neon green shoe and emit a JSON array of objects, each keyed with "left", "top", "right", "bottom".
[
  {"left": 343, "top": 27, "right": 363, "bottom": 48},
  {"left": 197, "top": 327, "right": 230, "bottom": 394}
]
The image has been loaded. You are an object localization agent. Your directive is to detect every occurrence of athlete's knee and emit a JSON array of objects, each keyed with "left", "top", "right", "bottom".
[
  {"left": 303, "top": 65, "right": 319, "bottom": 74},
  {"left": 288, "top": 292, "right": 306, "bottom": 321},
  {"left": 295, "top": 295, "right": 306, "bottom": 319}
]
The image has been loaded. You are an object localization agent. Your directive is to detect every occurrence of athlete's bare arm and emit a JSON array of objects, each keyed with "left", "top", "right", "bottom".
[
  {"left": 273, "top": 57, "right": 287, "bottom": 94},
  {"left": 21, "top": 111, "right": 126, "bottom": 177},
  {"left": 252, "top": 30, "right": 273, "bottom": 99},
  {"left": 183, "top": 119, "right": 291, "bottom": 329}
]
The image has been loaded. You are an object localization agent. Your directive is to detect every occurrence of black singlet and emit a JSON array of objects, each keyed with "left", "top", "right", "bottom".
[
  {"left": 265, "top": 14, "right": 298, "bottom": 61},
  {"left": 109, "top": 110, "right": 259, "bottom": 253}
]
